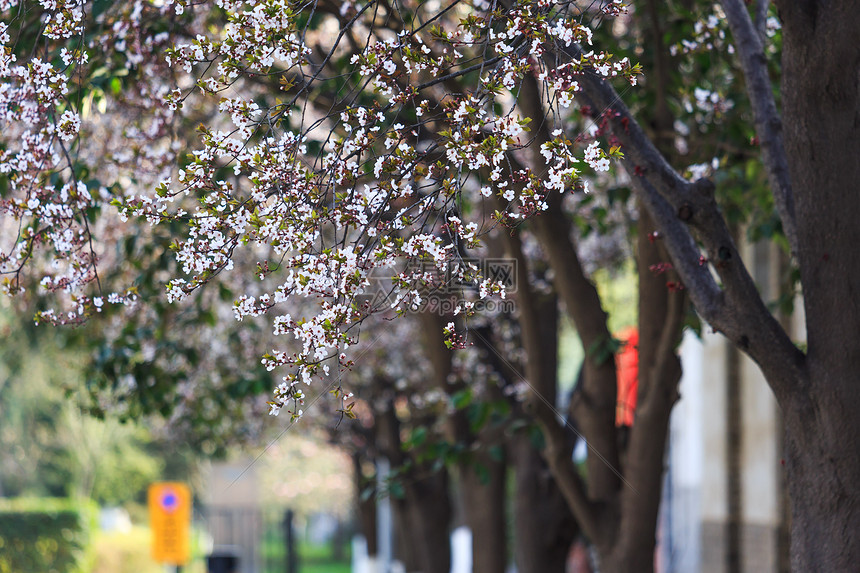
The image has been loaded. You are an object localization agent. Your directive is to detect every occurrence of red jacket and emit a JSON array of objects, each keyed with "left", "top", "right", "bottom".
[{"left": 615, "top": 327, "right": 638, "bottom": 427}]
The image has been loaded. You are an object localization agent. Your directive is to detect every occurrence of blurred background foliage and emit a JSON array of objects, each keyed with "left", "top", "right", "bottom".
[{"left": 0, "top": 308, "right": 161, "bottom": 503}]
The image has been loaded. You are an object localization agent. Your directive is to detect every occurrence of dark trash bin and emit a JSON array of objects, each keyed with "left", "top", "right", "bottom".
[{"left": 206, "top": 546, "right": 240, "bottom": 573}]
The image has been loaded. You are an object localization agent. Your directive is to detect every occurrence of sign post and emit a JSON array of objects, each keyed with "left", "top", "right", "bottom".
[{"left": 148, "top": 482, "right": 192, "bottom": 571}]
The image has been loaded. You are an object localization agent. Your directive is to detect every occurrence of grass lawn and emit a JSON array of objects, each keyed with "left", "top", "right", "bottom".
[
  {"left": 301, "top": 563, "right": 351, "bottom": 573},
  {"left": 262, "top": 537, "right": 351, "bottom": 573},
  {"left": 299, "top": 540, "right": 350, "bottom": 573}
]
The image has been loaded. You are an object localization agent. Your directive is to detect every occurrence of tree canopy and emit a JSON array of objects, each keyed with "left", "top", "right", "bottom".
[{"left": 1, "top": 0, "right": 859, "bottom": 571}]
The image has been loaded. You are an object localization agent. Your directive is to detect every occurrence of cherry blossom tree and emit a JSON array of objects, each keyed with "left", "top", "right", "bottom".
[
  {"left": 1, "top": 0, "right": 859, "bottom": 571},
  {"left": 573, "top": 2, "right": 859, "bottom": 570}
]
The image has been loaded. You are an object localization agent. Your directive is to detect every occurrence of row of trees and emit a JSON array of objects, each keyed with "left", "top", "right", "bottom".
[
  {"left": 0, "top": 310, "right": 166, "bottom": 506},
  {"left": 0, "top": 0, "right": 857, "bottom": 570}
]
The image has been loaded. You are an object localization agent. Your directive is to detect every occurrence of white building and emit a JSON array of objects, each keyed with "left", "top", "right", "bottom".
[{"left": 661, "top": 240, "right": 800, "bottom": 572}]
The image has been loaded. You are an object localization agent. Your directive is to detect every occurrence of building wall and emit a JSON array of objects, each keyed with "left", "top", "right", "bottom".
[
  {"left": 201, "top": 459, "right": 263, "bottom": 573},
  {"left": 662, "top": 240, "right": 798, "bottom": 572}
]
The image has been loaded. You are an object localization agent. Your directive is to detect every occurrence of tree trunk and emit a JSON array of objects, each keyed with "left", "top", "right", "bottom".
[
  {"left": 417, "top": 308, "right": 505, "bottom": 571},
  {"left": 388, "top": 460, "right": 452, "bottom": 573},
  {"left": 391, "top": 493, "right": 419, "bottom": 571},
  {"left": 512, "top": 436, "right": 578, "bottom": 573},
  {"left": 588, "top": 6, "right": 685, "bottom": 567},
  {"left": 777, "top": 1, "right": 860, "bottom": 570},
  {"left": 377, "top": 401, "right": 452, "bottom": 573},
  {"left": 401, "top": 469, "right": 453, "bottom": 573},
  {"left": 460, "top": 449, "right": 508, "bottom": 573},
  {"left": 596, "top": 210, "right": 682, "bottom": 573},
  {"left": 599, "top": 2, "right": 687, "bottom": 560},
  {"left": 782, "top": 389, "right": 860, "bottom": 571},
  {"left": 498, "top": 280, "right": 577, "bottom": 571},
  {"left": 353, "top": 453, "right": 378, "bottom": 557}
]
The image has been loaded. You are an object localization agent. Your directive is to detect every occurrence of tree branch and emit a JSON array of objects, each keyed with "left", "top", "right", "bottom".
[
  {"left": 558, "top": 48, "right": 807, "bottom": 399},
  {"left": 497, "top": 223, "right": 605, "bottom": 544},
  {"left": 721, "top": 0, "right": 799, "bottom": 255},
  {"left": 753, "top": 0, "right": 770, "bottom": 41},
  {"left": 516, "top": 74, "right": 623, "bottom": 502},
  {"left": 516, "top": 75, "right": 614, "bottom": 354}
]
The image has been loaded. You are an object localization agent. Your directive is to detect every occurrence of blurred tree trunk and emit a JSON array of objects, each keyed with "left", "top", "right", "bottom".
[
  {"left": 513, "top": 294, "right": 577, "bottom": 572},
  {"left": 512, "top": 436, "right": 578, "bottom": 572},
  {"left": 353, "top": 453, "right": 378, "bottom": 558},
  {"left": 400, "top": 469, "right": 452, "bottom": 573},
  {"left": 459, "top": 447, "right": 508, "bottom": 573},
  {"left": 378, "top": 400, "right": 452, "bottom": 573},
  {"left": 422, "top": 309, "right": 509, "bottom": 572}
]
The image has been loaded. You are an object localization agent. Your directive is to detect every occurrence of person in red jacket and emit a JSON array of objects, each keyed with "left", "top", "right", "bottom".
[{"left": 615, "top": 326, "right": 639, "bottom": 428}]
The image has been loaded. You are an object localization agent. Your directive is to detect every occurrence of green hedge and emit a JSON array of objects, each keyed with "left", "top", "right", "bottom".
[{"left": 0, "top": 498, "right": 97, "bottom": 573}]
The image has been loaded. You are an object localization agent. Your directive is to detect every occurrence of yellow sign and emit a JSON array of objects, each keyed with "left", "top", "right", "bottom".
[{"left": 148, "top": 482, "right": 191, "bottom": 564}]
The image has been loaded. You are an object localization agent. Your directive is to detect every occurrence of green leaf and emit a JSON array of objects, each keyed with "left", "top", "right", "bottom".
[
  {"left": 450, "top": 389, "right": 472, "bottom": 410},
  {"left": 406, "top": 426, "right": 427, "bottom": 449}
]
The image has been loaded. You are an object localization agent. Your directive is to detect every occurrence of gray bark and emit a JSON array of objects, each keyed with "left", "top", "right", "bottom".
[{"left": 777, "top": 1, "right": 860, "bottom": 569}]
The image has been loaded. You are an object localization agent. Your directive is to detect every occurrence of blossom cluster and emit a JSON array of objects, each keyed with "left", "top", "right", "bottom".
[
  {"left": 670, "top": 5, "right": 733, "bottom": 56},
  {"left": 0, "top": 0, "right": 182, "bottom": 321},
  {"left": 1, "top": 0, "right": 639, "bottom": 420}
]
